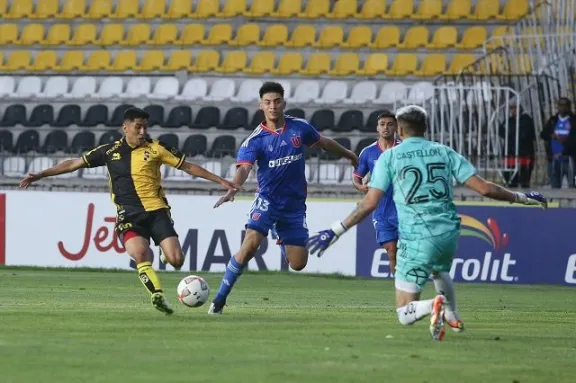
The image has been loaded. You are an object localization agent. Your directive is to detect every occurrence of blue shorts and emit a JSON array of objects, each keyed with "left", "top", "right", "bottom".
[
  {"left": 246, "top": 195, "right": 308, "bottom": 247},
  {"left": 374, "top": 217, "right": 399, "bottom": 247}
]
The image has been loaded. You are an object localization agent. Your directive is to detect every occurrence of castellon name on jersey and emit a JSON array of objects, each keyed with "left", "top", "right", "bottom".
[{"left": 236, "top": 115, "right": 321, "bottom": 212}]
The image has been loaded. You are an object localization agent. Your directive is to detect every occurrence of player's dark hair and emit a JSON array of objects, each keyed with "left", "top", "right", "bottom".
[
  {"left": 259, "top": 82, "right": 284, "bottom": 98},
  {"left": 123, "top": 107, "right": 149, "bottom": 121},
  {"left": 396, "top": 106, "right": 427, "bottom": 135},
  {"left": 377, "top": 110, "right": 396, "bottom": 121},
  {"left": 558, "top": 97, "right": 571, "bottom": 106}
]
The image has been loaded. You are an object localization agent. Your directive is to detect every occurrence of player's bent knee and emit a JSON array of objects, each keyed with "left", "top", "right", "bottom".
[{"left": 285, "top": 245, "right": 308, "bottom": 271}]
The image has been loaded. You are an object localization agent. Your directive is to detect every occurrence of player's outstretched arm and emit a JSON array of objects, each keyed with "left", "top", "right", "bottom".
[
  {"left": 19, "top": 158, "right": 86, "bottom": 189},
  {"left": 214, "top": 164, "right": 252, "bottom": 208},
  {"left": 464, "top": 175, "right": 548, "bottom": 208},
  {"left": 315, "top": 136, "right": 359, "bottom": 168},
  {"left": 179, "top": 160, "right": 241, "bottom": 192}
]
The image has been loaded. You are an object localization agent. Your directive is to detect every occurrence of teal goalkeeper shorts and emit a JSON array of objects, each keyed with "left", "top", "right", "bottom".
[{"left": 395, "top": 230, "right": 460, "bottom": 290}]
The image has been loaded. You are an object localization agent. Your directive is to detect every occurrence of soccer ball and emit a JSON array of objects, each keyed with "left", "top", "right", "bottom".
[{"left": 176, "top": 275, "right": 210, "bottom": 308}]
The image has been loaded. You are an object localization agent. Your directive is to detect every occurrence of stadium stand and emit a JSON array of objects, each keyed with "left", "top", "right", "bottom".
[{"left": 0, "top": 0, "right": 574, "bottom": 192}]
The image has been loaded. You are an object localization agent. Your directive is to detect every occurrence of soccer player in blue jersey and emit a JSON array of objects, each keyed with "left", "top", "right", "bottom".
[
  {"left": 307, "top": 105, "right": 547, "bottom": 340},
  {"left": 208, "top": 81, "right": 359, "bottom": 314},
  {"left": 352, "top": 111, "right": 401, "bottom": 274}
]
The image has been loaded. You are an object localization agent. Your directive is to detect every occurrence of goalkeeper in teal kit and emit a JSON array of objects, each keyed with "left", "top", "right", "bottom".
[{"left": 307, "top": 105, "right": 548, "bottom": 341}]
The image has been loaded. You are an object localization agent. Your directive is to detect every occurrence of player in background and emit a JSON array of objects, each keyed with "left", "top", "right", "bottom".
[
  {"left": 352, "top": 111, "right": 401, "bottom": 275},
  {"left": 307, "top": 105, "right": 547, "bottom": 340},
  {"left": 209, "top": 81, "right": 359, "bottom": 314},
  {"left": 20, "top": 108, "right": 240, "bottom": 315}
]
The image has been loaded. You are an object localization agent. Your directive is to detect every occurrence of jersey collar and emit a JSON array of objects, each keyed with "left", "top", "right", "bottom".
[{"left": 259, "top": 119, "right": 286, "bottom": 135}]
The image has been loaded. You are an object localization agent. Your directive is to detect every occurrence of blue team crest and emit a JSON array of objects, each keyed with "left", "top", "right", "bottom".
[
  {"left": 268, "top": 145, "right": 274, "bottom": 152},
  {"left": 291, "top": 136, "right": 302, "bottom": 148}
]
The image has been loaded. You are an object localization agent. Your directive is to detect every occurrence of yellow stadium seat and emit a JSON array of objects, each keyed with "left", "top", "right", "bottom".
[
  {"left": 440, "top": 0, "right": 471, "bottom": 20},
  {"left": 479, "top": 54, "right": 508, "bottom": 74},
  {"left": 371, "top": 26, "right": 400, "bottom": 48},
  {"left": 500, "top": 0, "right": 529, "bottom": 20},
  {"left": 284, "top": 25, "right": 316, "bottom": 48},
  {"left": 457, "top": 26, "right": 487, "bottom": 49},
  {"left": 357, "top": 0, "right": 385, "bottom": 19},
  {"left": 109, "top": 51, "right": 137, "bottom": 72},
  {"left": 82, "top": 51, "right": 111, "bottom": 71},
  {"left": 43, "top": 24, "right": 71, "bottom": 46},
  {"left": 329, "top": 53, "right": 359, "bottom": 76},
  {"left": 389, "top": 54, "right": 418, "bottom": 76},
  {"left": 244, "top": 52, "right": 275, "bottom": 74},
  {"left": 399, "top": 26, "right": 429, "bottom": 49},
  {"left": 135, "top": 50, "right": 164, "bottom": 71},
  {"left": 60, "top": 0, "right": 86, "bottom": 19},
  {"left": 151, "top": 24, "right": 178, "bottom": 45},
  {"left": 271, "top": 52, "right": 303, "bottom": 75},
  {"left": 428, "top": 26, "right": 457, "bottom": 49},
  {"left": 0, "top": 53, "right": 4, "bottom": 71},
  {"left": 300, "top": 53, "right": 331, "bottom": 76},
  {"left": 448, "top": 54, "right": 476, "bottom": 74},
  {"left": 218, "top": 0, "right": 246, "bottom": 17},
  {"left": 327, "top": 0, "right": 357, "bottom": 19},
  {"left": 31, "top": 51, "right": 58, "bottom": 71},
  {"left": 141, "top": 0, "right": 165, "bottom": 19},
  {"left": 189, "top": 50, "right": 220, "bottom": 72},
  {"left": 5, "top": 51, "right": 31, "bottom": 71},
  {"left": 19, "top": 24, "right": 45, "bottom": 46},
  {"left": 166, "top": 0, "right": 191, "bottom": 18},
  {"left": 386, "top": 0, "right": 413, "bottom": 20},
  {"left": 161, "top": 51, "right": 192, "bottom": 71},
  {"left": 111, "top": 0, "right": 139, "bottom": 19},
  {"left": 0, "top": 0, "right": 7, "bottom": 17},
  {"left": 192, "top": 0, "right": 220, "bottom": 18},
  {"left": 202, "top": 24, "right": 233, "bottom": 45},
  {"left": 486, "top": 26, "right": 509, "bottom": 50},
  {"left": 342, "top": 26, "right": 372, "bottom": 48},
  {"left": 230, "top": 24, "right": 260, "bottom": 47},
  {"left": 97, "top": 24, "right": 125, "bottom": 45},
  {"left": 0, "top": 24, "right": 18, "bottom": 45},
  {"left": 358, "top": 53, "right": 388, "bottom": 76},
  {"left": 32, "top": 0, "right": 59, "bottom": 19},
  {"left": 216, "top": 51, "right": 247, "bottom": 73},
  {"left": 520, "top": 27, "right": 544, "bottom": 49},
  {"left": 514, "top": 54, "right": 532, "bottom": 74},
  {"left": 472, "top": 0, "right": 499, "bottom": 21},
  {"left": 258, "top": 24, "right": 288, "bottom": 47},
  {"left": 87, "top": 0, "right": 112, "bottom": 19},
  {"left": 313, "top": 25, "right": 344, "bottom": 48},
  {"left": 415, "top": 54, "right": 446, "bottom": 76},
  {"left": 414, "top": 0, "right": 442, "bottom": 20},
  {"left": 69, "top": 24, "right": 97, "bottom": 46},
  {"left": 176, "top": 24, "right": 206, "bottom": 45},
  {"left": 244, "top": 0, "right": 274, "bottom": 17},
  {"left": 299, "top": 0, "right": 330, "bottom": 18},
  {"left": 271, "top": 0, "right": 301, "bottom": 18},
  {"left": 5, "top": 0, "right": 33, "bottom": 19},
  {"left": 121, "top": 24, "right": 151, "bottom": 46},
  {"left": 54, "top": 51, "right": 85, "bottom": 72}
]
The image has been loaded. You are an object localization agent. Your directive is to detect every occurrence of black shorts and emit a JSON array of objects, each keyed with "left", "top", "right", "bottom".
[{"left": 116, "top": 209, "right": 178, "bottom": 246}]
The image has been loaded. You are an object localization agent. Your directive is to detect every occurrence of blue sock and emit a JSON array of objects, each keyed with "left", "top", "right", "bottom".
[{"left": 214, "top": 257, "right": 245, "bottom": 304}]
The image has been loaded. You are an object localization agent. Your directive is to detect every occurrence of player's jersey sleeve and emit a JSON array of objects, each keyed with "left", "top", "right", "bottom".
[
  {"left": 237, "top": 137, "right": 259, "bottom": 165},
  {"left": 157, "top": 140, "right": 186, "bottom": 169},
  {"left": 301, "top": 121, "right": 321, "bottom": 147},
  {"left": 368, "top": 151, "right": 392, "bottom": 192},
  {"left": 447, "top": 146, "right": 477, "bottom": 183},
  {"left": 82, "top": 144, "right": 109, "bottom": 168},
  {"left": 353, "top": 148, "right": 370, "bottom": 178}
]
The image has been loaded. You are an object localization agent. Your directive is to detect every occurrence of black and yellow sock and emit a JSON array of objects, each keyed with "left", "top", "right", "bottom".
[{"left": 136, "top": 261, "right": 163, "bottom": 295}]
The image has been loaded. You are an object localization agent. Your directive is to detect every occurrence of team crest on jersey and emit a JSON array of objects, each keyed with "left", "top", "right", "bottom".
[
  {"left": 291, "top": 136, "right": 302, "bottom": 148},
  {"left": 251, "top": 212, "right": 261, "bottom": 221},
  {"left": 144, "top": 151, "right": 151, "bottom": 161}
]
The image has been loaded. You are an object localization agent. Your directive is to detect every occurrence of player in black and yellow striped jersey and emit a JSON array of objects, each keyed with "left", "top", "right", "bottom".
[{"left": 20, "top": 108, "right": 241, "bottom": 315}]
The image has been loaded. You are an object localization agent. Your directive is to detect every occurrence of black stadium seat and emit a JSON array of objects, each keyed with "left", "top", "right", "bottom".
[
  {"left": 335, "top": 110, "right": 364, "bottom": 132},
  {"left": 321, "top": 137, "right": 351, "bottom": 160},
  {"left": 80, "top": 104, "right": 108, "bottom": 127},
  {"left": 15, "top": 129, "right": 40, "bottom": 153},
  {"left": 355, "top": 137, "right": 376, "bottom": 155},
  {"left": 98, "top": 130, "right": 122, "bottom": 145},
  {"left": 285, "top": 108, "right": 305, "bottom": 119},
  {"left": 164, "top": 106, "right": 192, "bottom": 128},
  {"left": 0, "top": 104, "right": 27, "bottom": 127},
  {"left": 42, "top": 130, "right": 68, "bottom": 154},
  {"left": 0, "top": 130, "right": 13, "bottom": 152},
  {"left": 54, "top": 104, "right": 81, "bottom": 127},
  {"left": 310, "top": 109, "right": 334, "bottom": 132},
  {"left": 69, "top": 131, "right": 95, "bottom": 154},
  {"left": 209, "top": 135, "right": 236, "bottom": 158},
  {"left": 107, "top": 104, "right": 134, "bottom": 127},
  {"left": 363, "top": 110, "right": 386, "bottom": 133},
  {"left": 182, "top": 134, "right": 207, "bottom": 156},
  {"left": 144, "top": 105, "right": 164, "bottom": 126},
  {"left": 250, "top": 110, "right": 264, "bottom": 129},
  {"left": 25, "top": 104, "right": 54, "bottom": 127},
  {"left": 191, "top": 106, "right": 220, "bottom": 130},
  {"left": 219, "top": 107, "right": 248, "bottom": 130},
  {"left": 157, "top": 133, "right": 179, "bottom": 150}
]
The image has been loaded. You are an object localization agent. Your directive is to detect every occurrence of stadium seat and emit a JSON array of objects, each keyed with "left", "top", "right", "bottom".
[
  {"left": 244, "top": 0, "right": 274, "bottom": 17},
  {"left": 216, "top": 51, "right": 247, "bottom": 73},
  {"left": 109, "top": 51, "right": 137, "bottom": 72},
  {"left": 111, "top": 0, "right": 139, "bottom": 19},
  {"left": 174, "top": 78, "right": 208, "bottom": 101},
  {"left": 182, "top": 134, "right": 207, "bottom": 156},
  {"left": 335, "top": 110, "right": 363, "bottom": 133},
  {"left": 31, "top": 51, "right": 58, "bottom": 72},
  {"left": 472, "top": 0, "right": 500, "bottom": 20},
  {"left": 32, "top": 0, "right": 59, "bottom": 19},
  {"left": 63, "top": 77, "right": 96, "bottom": 100},
  {"left": 3, "top": 156, "right": 26, "bottom": 177},
  {"left": 441, "top": 0, "right": 471, "bottom": 20},
  {"left": 328, "top": 0, "right": 357, "bottom": 19},
  {"left": 191, "top": 106, "right": 220, "bottom": 129},
  {"left": 299, "top": 0, "right": 329, "bottom": 18},
  {"left": 218, "top": 0, "right": 246, "bottom": 17},
  {"left": 486, "top": 26, "right": 510, "bottom": 50},
  {"left": 4, "top": 51, "right": 31, "bottom": 72},
  {"left": 284, "top": 25, "right": 316, "bottom": 47},
  {"left": 387, "top": 0, "right": 413, "bottom": 20},
  {"left": 231, "top": 79, "right": 262, "bottom": 102},
  {"left": 0, "top": 77, "right": 15, "bottom": 97},
  {"left": 209, "top": 136, "right": 236, "bottom": 158},
  {"left": 300, "top": 53, "right": 331, "bottom": 76},
  {"left": 54, "top": 51, "right": 85, "bottom": 72},
  {"left": 317, "top": 163, "right": 341, "bottom": 184},
  {"left": 175, "top": 24, "right": 205, "bottom": 45},
  {"left": 358, "top": 0, "right": 386, "bottom": 19},
  {"left": 219, "top": 107, "right": 249, "bottom": 130},
  {"left": 310, "top": 109, "right": 334, "bottom": 132},
  {"left": 292, "top": 80, "right": 320, "bottom": 103},
  {"left": 148, "top": 77, "right": 179, "bottom": 100},
  {"left": 399, "top": 26, "right": 429, "bottom": 49},
  {"left": 157, "top": 133, "right": 179, "bottom": 150},
  {"left": 135, "top": 50, "right": 164, "bottom": 72},
  {"left": 251, "top": 110, "right": 264, "bottom": 127},
  {"left": 54, "top": 104, "right": 82, "bottom": 127},
  {"left": 81, "top": 104, "right": 109, "bottom": 127},
  {"left": 108, "top": 104, "right": 135, "bottom": 127},
  {"left": 457, "top": 26, "right": 488, "bottom": 49},
  {"left": 428, "top": 26, "right": 458, "bottom": 49},
  {"left": 99, "top": 130, "right": 123, "bottom": 145},
  {"left": 26, "top": 104, "right": 54, "bottom": 127},
  {"left": 356, "top": 137, "right": 376, "bottom": 154},
  {"left": 19, "top": 24, "right": 45, "bottom": 45},
  {"left": 144, "top": 105, "right": 164, "bottom": 126},
  {"left": 316, "top": 81, "right": 348, "bottom": 104},
  {"left": 15, "top": 130, "right": 40, "bottom": 153},
  {"left": 231, "top": 23, "right": 260, "bottom": 47},
  {"left": 164, "top": 0, "right": 190, "bottom": 18},
  {"left": 204, "top": 79, "right": 236, "bottom": 101},
  {"left": 189, "top": 50, "right": 220, "bottom": 72},
  {"left": 0, "top": 104, "right": 27, "bottom": 126},
  {"left": 414, "top": 0, "right": 442, "bottom": 20},
  {"left": 60, "top": 0, "right": 86, "bottom": 18},
  {"left": 389, "top": 54, "right": 418, "bottom": 76},
  {"left": 343, "top": 26, "right": 372, "bottom": 48},
  {"left": 97, "top": 24, "right": 124, "bottom": 45},
  {"left": 358, "top": 53, "right": 388, "bottom": 76},
  {"left": 37, "top": 76, "right": 69, "bottom": 99},
  {"left": 408, "top": 82, "right": 435, "bottom": 102},
  {"left": 69, "top": 24, "right": 97, "bottom": 46},
  {"left": 363, "top": 110, "right": 385, "bottom": 133},
  {"left": 374, "top": 82, "right": 408, "bottom": 104},
  {"left": 278, "top": 80, "right": 292, "bottom": 99},
  {"left": 43, "top": 24, "right": 71, "bottom": 46},
  {"left": 271, "top": 52, "right": 302, "bottom": 75},
  {"left": 258, "top": 24, "right": 288, "bottom": 47},
  {"left": 95, "top": 77, "right": 124, "bottom": 99},
  {"left": 42, "top": 130, "right": 68, "bottom": 154},
  {"left": 272, "top": 0, "right": 301, "bottom": 18},
  {"left": 415, "top": 54, "right": 447, "bottom": 76},
  {"left": 162, "top": 50, "right": 193, "bottom": 72},
  {"left": 192, "top": 0, "right": 220, "bottom": 18},
  {"left": 345, "top": 81, "right": 378, "bottom": 105},
  {"left": 141, "top": 0, "right": 166, "bottom": 19},
  {"left": 5, "top": 0, "right": 33, "bottom": 19},
  {"left": 203, "top": 24, "right": 233, "bottom": 46},
  {"left": 0, "top": 24, "right": 18, "bottom": 45},
  {"left": 314, "top": 25, "right": 344, "bottom": 48},
  {"left": 164, "top": 105, "right": 192, "bottom": 128},
  {"left": 0, "top": 130, "right": 13, "bottom": 153},
  {"left": 122, "top": 24, "right": 151, "bottom": 46},
  {"left": 448, "top": 54, "right": 477, "bottom": 74},
  {"left": 371, "top": 26, "right": 400, "bottom": 48},
  {"left": 330, "top": 53, "right": 360, "bottom": 76},
  {"left": 11, "top": 76, "right": 41, "bottom": 99},
  {"left": 244, "top": 52, "right": 275, "bottom": 74},
  {"left": 499, "top": 0, "right": 528, "bottom": 20},
  {"left": 87, "top": 0, "right": 113, "bottom": 19},
  {"left": 151, "top": 24, "right": 178, "bottom": 45}
]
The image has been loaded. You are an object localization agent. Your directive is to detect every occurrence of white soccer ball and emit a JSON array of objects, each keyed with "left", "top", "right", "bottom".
[{"left": 176, "top": 275, "right": 210, "bottom": 308}]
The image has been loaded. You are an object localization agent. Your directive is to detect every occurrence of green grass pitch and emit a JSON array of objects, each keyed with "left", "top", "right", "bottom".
[{"left": 0, "top": 267, "right": 575, "bottom": 383}]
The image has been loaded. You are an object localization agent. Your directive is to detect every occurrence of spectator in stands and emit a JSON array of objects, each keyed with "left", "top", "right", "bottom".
[
  {"left": 499, "top": 103, "right": 536, "bottom": 188},
  {"left": 541, "top": 97, "right": 576, "bottom": 188}
]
